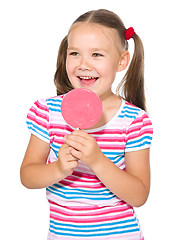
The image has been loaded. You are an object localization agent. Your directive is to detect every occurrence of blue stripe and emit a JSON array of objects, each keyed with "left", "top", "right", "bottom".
[
  {"left": 126, "top": 141, "right": 152, "bottom": 150},
  {"left": 51, "top": 143, "right": 61, "bottom": 150},
  {"left": 46, "top": 98, "right": 62, "bottom": 103},
  {"left": 26, "top": 121, "right": 49, "bottom": 139},
  {"left": 121, "top": 109, "right": 140, "bottom": 115},
  {"left": 126, "top": 136, "right": 152, "bottom": 146},
  {"left": 119, "top": 114, "right": 137, "bottom": 119},
  {"left": 50, "top": 217, "right": 137, "bottom": 229},
  {"left": 49, "top": 227, "right": 140, "bottom": 237},
  {"left": 46, "top": 187, "right": 115, "bottom": 200},
  {"left": 103, "top": 151, "right": 123, "bottom": 155},
  {"left": 118, "top": 106, "right": 140, "bottom": 119},
  {"left": 50, "top": 143, "right": 60, "bottom": 158},
  {"left": 52, "top": 184, "right": 113, "bottom": 195},
  {"left": 47, "top": 107, "right": 61, "bottom": 112},
  {"left": 50, "top": 223, "right": 138, "bottom": 233},
  {"left": 112, "top": 155, "right": 124, "bottom": 164},
  {"left": 47, "top": 102, "right": 61, "bottom": 108},
  {"left": 51, "top": 148, "right": 58, "bottom": 158},
  {"left": 46, "top": 98, "right": 62, "bottom": 112},
  {"left": 123, "top": 105, "right": 140, "bottom": 111}
]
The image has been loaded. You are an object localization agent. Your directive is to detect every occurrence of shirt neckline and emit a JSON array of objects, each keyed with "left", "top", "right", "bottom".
[{"left": 84, "top": 98, "right": 125, "bottom": 133}]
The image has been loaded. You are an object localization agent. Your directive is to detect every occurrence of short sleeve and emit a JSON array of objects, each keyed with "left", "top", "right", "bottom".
[
  {"left": 26, "top": 99, "right": 50, "bottom": 143},
  {"left": 125, "top": 111, "right": 153, "bottom": 152}
]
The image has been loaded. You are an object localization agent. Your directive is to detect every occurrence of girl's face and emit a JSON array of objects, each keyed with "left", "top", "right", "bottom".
[{"left": 66, "top": 22, "right": 127, "bottom": 99}]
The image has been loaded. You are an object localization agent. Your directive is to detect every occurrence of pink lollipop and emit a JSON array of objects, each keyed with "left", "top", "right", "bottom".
[{"left": 61, "top": 88, "right": 102, "bottom": 129}]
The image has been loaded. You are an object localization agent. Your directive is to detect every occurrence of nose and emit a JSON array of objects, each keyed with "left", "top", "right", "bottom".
[{"left": 78, "top": 56, "right": 92, "bottom": 71}]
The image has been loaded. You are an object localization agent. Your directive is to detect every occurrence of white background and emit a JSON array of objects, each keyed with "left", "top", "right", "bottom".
[{"left": 1, "top": 0, "right": 173, "bottom": 239}]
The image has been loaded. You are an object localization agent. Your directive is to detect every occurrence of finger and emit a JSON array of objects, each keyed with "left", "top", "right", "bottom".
[
  {"left": 68, "top": 159, "right": 79, "bottom": 169},
  {"left": 71, "top": 129, "right": 90, "bottom": 139},
  {"left": 64, "top": 134, "right": 86, "bottom": 145},
  {"left": 67, "top": 151, "right": 79, "bottom": 161},
  {"left": 60, "top": 142, "right": 72, "bottom": 150},
  {"left": 64, "top": 135, "right": 85, "bottom": 151},
  {"left": 69, "top": 147, "right": 82, "bottom": 159}
]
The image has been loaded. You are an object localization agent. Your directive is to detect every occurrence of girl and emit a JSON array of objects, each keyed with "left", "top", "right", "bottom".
[{"left": 21, "top": 9, "right": 153, "bottom": 240}]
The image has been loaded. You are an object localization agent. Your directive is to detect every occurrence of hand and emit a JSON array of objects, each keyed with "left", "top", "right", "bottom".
[
  {"left": 63, "top": 130, "right": 104, "bottom": 170},
  {"left": 57, "top": 143, "right": 79, "bottom": 179}
]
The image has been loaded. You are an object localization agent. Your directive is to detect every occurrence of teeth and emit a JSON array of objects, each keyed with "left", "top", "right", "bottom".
[{"left": 79, "top": 76, "right": 96, "bottom": 80}]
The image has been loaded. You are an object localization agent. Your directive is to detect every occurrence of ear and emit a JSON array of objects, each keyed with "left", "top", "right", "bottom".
[{"left": 117, "top": 51, "right": 130, "bottom": 72}]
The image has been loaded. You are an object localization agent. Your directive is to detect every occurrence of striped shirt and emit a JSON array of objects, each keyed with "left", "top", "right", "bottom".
[{"left": 26, "top": 94, "right": 153, "bottom": 240}]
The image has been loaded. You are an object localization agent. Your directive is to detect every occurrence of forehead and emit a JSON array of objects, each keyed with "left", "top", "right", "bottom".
[{"left": 68, "top": 22, "right": 119, "bottom": 50}]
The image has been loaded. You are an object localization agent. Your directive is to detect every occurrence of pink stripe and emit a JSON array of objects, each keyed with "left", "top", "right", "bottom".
[
  {"left": 50, "top": 211, "right": 132, "bottom": 223},
  {"left": 99, "top": 144, "right": 125, "bottom": 150},
  {"left": 49, "top": 124, "right": 73, "bottom": 132},
  {"left": 52, "top": 138, "right": 64, "bottom": 145},
  {"left": 128, "top": 124, "right": 153, "bottom": 135},
  {"left": 129, "top": 121, "right": 152, "bottom": 132},
  {"left": 130, "top": 113, "right": 152, "bottom": 127},
  {"left": 143, "top": 120, "right": 153, "bottom": 127},
  {"left": 30, "top": 106, "right": 49, "bottom": 121},
  {"left": 127, "top": 125, "right": 142, "bottom": 133},
  {"left": 130, "top": 117, "right": 143, "bottom": 125},
  {"left": 27, "top": 114, "right": 48, "bottom": 129},
  {"left": 59, "top": 179, "right": 105, "bottom": 189},
  {"left": 91, "top": 129, "right": 127, "bottom": 135},
  {"left": 50, "top": 205, "right": 131, "bottom": 217},
  {"left": 125, "top": 101, "right": 136, "bottom": 107},
  {"left": 51, "top": 134, "right": 126, "bottom": 143},
  {"left": 46, "top": 95, "right": 63, "bottom": 100},
  {"left": 127, "top": 129, "right": 153, "bottom": 141},
  {"left": 47, "top": 157, "right": 51, "bottom": 164},
  {"left": 49, "top": 131, "right": 66, "bottom": 138},
  {"left": 35, "top": 100, "right": 49, "bottom": 112},
  {"left": 48, "top": 232, "right": 140, "bottom": 240},
  {"left": 65, "top": 175, "right": 100, "bottom": 184},
  {"left": 95, "top": 136, "right": 126, "bottom": 142},
  {"left": 72, "top": 171, "right": 98, "bottom": 180},
  {"left": 48, "top": 200, "right": 102, "bottom": 210},
  {"left": 49, "top": 199, "right": 127, "bottom": 211}
]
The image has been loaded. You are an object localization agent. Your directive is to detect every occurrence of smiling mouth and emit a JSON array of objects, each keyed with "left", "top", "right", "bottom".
[{"left": 78, "top": 76, "right": 99, "bottom": 86}]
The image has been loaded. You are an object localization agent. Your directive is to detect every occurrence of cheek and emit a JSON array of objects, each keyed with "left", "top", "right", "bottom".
[
  {"left": 97, "top": 62, "right": 116, "bottom": 78},
  {"left": 66, "top": 58, "right": 75, "bottom": 79},
  {"left": 66, "top": 58, "right": 71, "bottom": 75}
]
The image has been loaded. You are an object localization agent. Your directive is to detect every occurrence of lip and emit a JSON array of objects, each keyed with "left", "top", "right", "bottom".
[{"left": 77, "top": 76, "right": 99, "bottom": 87}]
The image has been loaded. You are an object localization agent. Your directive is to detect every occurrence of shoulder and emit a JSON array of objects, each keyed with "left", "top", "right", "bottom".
[
  {"left": 120, "top": 100, "right": 141, "bottom": 119},
  {"left": 31, "top": 95, "right": 65, "bottom": 113},
  {"left": 44, "top": 95, "right": 65, "bottom": 113},
  {"left": 46, "top": 95, "right": 64, "bottom": 103},
  {"left": 120, "top": 100, "right": 152, "bottom": 125},
  {"left": 122, "top": 101, "right": 153, "bottom": 151},
  {"left": 27, "top": 95, "right": 65, "bottom": 122}
]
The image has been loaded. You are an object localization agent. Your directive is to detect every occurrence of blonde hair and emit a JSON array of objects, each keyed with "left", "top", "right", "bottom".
[{"left": 54, "top": 9, "right": 146, "bottom": 110}]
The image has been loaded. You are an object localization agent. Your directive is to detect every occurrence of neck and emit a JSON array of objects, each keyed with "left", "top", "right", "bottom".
[
  {"left": 99, "top": 90, "right": 119, "bottom": 108},
  {"left": 87, "top": 91, "right": 122, "bottom": 130}
]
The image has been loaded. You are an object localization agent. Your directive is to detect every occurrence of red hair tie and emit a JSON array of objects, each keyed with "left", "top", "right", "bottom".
[{"left": 125, "top": 27, "right": 135, "bottom": 40}]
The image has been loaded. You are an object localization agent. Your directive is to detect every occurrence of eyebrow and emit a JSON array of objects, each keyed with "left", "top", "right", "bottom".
[{"left": 67, "top": 47, "right": 108, "bottom": 52}]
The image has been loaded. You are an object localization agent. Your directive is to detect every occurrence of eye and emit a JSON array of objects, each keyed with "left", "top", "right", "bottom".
[
  {"left": 69, "top": 52, "right": 79, "bottom": 56},
  {"left": 92, "top": 53, "right": 104, "bottom": 57}
]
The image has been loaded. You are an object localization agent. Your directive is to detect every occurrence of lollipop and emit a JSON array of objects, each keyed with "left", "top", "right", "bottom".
[{"left": 61, "top": 88, "right": 102, "bottom": 129}]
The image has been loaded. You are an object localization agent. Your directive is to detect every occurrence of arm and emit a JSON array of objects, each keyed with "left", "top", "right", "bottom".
[
  {"left": 20, "top": 134, "right": 78, "bottom": 189},
  {"left": 64, "top": 130, "right": 150, "bottom": 207},
  {"left": 92, "top": 148, "right": 150, "bottom": 207}
]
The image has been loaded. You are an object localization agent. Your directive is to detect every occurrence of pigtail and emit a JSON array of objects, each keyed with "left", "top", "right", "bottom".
[
  {"left": 54, "top": 35, "right": 73, "bottom": 95},
  {"left": 117, "top": 33, "right": 146, "bottom": 111}
]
